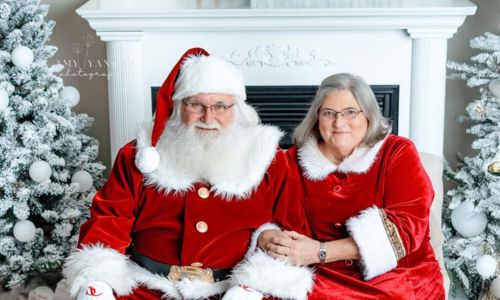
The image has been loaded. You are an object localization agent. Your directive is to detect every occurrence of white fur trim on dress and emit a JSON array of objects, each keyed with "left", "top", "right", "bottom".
[
  {"left": 345, "top": 206, "right": 398, "bottom": 280},
  {"left": 229, "top": 250, "right": 314, "bottom": 300},
  {"left": 63, "top": 244, "right": 138, "bottom": 297},
  {"left": 298, "top": 133, "right": 389, "bottom": 180},
  {"left": 247, "top": 222, "right": 280, "bottom": 256},
  {"left": 136, "top": 123, "right": 283, "bottom": 200}
]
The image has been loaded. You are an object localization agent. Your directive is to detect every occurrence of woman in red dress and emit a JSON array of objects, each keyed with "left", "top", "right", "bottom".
[{"left": 259, "top": 73, "right": 445, "bottom": 299}]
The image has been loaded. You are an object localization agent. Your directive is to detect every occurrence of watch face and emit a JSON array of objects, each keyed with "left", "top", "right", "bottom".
[{"left": 319, "top": 249, "right": 327, "bottom": 259}]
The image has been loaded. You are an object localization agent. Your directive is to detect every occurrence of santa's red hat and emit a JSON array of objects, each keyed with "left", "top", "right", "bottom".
[{"left": 135, "top": 47, "right": 251, "bottom": 174}]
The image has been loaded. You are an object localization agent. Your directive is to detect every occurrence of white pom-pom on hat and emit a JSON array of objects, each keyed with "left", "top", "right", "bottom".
[
  {"left": 135, "top": 146, "right": 160, "bottom": 174},
  {"left": 172, "top": 55, "right": 246, "bottom": 102}
]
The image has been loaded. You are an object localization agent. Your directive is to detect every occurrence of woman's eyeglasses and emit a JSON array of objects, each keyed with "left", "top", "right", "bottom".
[{"left": 318, "top": 108, "right": 363, "bottom": 121}]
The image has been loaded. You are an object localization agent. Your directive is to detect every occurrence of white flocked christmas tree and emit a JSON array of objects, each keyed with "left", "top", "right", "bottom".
[
  {"left": 444, "top": 32, "right": 500, "bottom": 299},
  {"left": 0, "top": 0, "right": 105, "bottom": 290}
]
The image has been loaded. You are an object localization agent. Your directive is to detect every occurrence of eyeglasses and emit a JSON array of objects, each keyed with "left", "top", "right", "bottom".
[
  {"left": 318, "top": 108, "right": 363, "bottom": 121},
  {"left": 182, "top": 99, "right": 235, "bottom": 115}
]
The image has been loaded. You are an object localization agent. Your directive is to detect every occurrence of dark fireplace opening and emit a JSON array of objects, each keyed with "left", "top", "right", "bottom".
[{"left": 151, "top": 85, "right": 399, "bottom": 148}]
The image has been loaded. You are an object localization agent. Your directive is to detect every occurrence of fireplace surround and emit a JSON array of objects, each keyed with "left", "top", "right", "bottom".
[{"left": 77, "top": 0, "right": 476, "bottom": 160}]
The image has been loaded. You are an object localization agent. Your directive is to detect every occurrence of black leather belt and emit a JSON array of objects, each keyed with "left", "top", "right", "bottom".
[{"left": 131, "top": 247, "right": 231, "bottom": 282}]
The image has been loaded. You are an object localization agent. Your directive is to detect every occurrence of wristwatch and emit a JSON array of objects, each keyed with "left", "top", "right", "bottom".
[{"left": 318, "top": 242, "right": 327, "bottom": 265}]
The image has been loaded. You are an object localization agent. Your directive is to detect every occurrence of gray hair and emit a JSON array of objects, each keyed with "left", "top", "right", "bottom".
[{"left": 293, "top": 73, "right": 391, "bottom": 147}]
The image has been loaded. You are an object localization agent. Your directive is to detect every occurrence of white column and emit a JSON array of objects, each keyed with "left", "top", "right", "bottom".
[
  {"left": 407, "top": 29, "right": 455, "bottom": 158},
  {"left": 100, "top": 32, "right": 145, "bottom": 162}
]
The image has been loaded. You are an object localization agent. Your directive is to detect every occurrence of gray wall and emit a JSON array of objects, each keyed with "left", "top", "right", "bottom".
[
  {"left": 42, "top": 0, "right": 110, "bottom": 173},
  {"left": 41, "top": 0, "right": 498, "bottom": 172},
  {"left": 445, "top": 0, "right": 500, "bottom": 167}
]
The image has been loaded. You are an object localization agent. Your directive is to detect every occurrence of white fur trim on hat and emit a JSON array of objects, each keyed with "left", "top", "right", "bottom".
[{"left": 172, "top": 55, "right": 246, "bottom": 102}]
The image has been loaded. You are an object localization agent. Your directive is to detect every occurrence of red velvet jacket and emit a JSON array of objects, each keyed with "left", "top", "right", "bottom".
[
  {"left": 63, "top": 124, "right": 313, "bottom": 300},
  {"left": 288, "top": 134, "right": 445, "bottom": 300}
]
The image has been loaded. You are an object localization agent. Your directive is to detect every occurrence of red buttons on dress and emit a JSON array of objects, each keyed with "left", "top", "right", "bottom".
[
  {"left": 345, "top": 259, "right": 353, "bottom": 266},
  {"left": 334, "top": 223, "right": 342, "bottom": 228},
  {"left": 333, "top": 185, "right": 341, "bottom": 192},
  {"left": 196, "top": 221, "right": 208, "bottom": 233},
  {"left": 198, "top": 187, "right": 210, "bottom": 198}
]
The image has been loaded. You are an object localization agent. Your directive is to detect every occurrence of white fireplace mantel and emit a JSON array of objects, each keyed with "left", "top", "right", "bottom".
[{"left": 77, "top": 0, "right": 476, "bottom": 161}]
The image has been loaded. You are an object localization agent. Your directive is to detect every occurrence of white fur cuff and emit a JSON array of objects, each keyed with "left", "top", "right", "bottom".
[
  {"left": 345, "top": 206, "right": 398, "bottom": 280},
  {"left": 63, "top": 244, "right": 138, "bottom": 297},
  {"left": 229, "top": 250, "right": 314, "bottom": 300},
  {"left": 247, "top": 223, "right": 280, "bottom": 256}
]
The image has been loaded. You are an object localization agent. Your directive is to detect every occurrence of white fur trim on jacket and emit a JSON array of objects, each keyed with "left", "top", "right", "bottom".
[
  {"left": 298, "top": 133, "right": 389, "bottom": 180},
  {"left": 64, "top": 244, "right": 232, "bottom": 299},
  {"left": 63, "top": 244, "right": 138, "bottom": 297},
  {"left": 229, "top": 250, "right": 314, "bottom": 300},
  {"left": 247, "top": 222, "right": 280, "bottom": 255},
  {"left": 136, "top": 123, "right": 283, "bottom": 199},
  {"left": 345, "top": 206, "right": 398, "bottom": 280},
  {"left": 134, "top": 266, "right": 230, "bottom": 300}
]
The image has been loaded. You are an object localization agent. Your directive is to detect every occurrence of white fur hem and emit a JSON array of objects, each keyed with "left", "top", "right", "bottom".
[
  {"left": 298, "top": 132, "right": 389, "bottom": 180},
  {"left": 64, "top": 244, "right": 232, "bottom": 299},
  {"left": 247, "top": 222, "right": 280, "bottom": 256},
  {"left": 63, "top": 244, "right": 138, "bottom": 297},
  {"left": 230, "top": 250, "right": 314, "bottom": 300},
  {"left": 135, "top": 266, "right": 230, "bottom": 300},
  {"left": 345, "top": 206, "right": 398, "bottom": 280}
]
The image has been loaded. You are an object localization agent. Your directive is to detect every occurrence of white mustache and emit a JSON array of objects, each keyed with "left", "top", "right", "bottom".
[{"left": 193, "top": 121, "right": 222, "bottom": 130}]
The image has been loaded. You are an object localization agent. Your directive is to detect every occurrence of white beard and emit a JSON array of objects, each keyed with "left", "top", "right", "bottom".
[
  {"left": 137, "top": 116, "right": 284, "bottom": 199},
  {"left": 158, "top": 119, "right": 247, "bottom": 184}
]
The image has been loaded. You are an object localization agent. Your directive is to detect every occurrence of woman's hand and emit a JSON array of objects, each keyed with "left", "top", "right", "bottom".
[
  {"left": 282, "top": 230, "right": 320, "bottom": 266},
  {"left": 257, "top": 229, "right": 292, "bottom": 258},
  {"left": 257, "top": 229, "right": 320, "bottom": 266}
]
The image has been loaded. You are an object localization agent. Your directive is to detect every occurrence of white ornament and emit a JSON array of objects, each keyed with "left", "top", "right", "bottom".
[
  {"left": 489, "top": 79, "right": 500, "bottom": 99},
  {"left": 11, "top": 46, "right": 34, "bottom": 68},
  {"left": 450, "top": 201, "right": 488, "bottom": 238},
  {"left": 0, "top": 89, "right": 8, "bottom": 112},
  {"left": 60, "top": 86, "right": 80, "bottom": 107},
  {"left": 491, "top": 276, "right": 500, "bottom": 298},
  {"left": 71, "top": 170, "right": 93, "bottom": 193},
  {"left": 29, "top": 160, "right": 52, "bottom": 183},
  {"left": 135, "top": 146, "right": 160, "bottom": 173},
  {"left": 28, "top": 286, "right": 55, "bottom": 300},
  {"left": 13, "top": 220, "right": 36, "bottom": 242},
  {"left": 476, "top": 254, "right": 497, "bottom": 279}
]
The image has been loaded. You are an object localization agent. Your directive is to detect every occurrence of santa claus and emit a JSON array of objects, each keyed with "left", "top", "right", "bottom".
[{"left": 63, "top": 48, "right": 313, "bottom": 300}]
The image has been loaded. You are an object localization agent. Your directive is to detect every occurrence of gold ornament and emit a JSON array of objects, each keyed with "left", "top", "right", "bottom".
[{"left": 488, "top": 161, "right": 500, "bottom": 176}]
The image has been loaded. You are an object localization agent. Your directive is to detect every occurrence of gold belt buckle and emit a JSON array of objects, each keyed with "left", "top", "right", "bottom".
[{"left": 167, "top": 263, "right": 214, "bottom": 283}]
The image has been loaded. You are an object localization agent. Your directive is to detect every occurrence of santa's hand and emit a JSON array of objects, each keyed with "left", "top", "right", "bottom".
[
  {"left": 76, "top": 281, "right": 115, "bottom": 300},
  {"left": 222, "top": 285, "right": 263, "bottom": 300}
]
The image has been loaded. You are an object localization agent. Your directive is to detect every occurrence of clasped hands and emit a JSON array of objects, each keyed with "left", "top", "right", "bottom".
[{"left": 257, "top": 229, "right": 320, "bottom": 266}]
